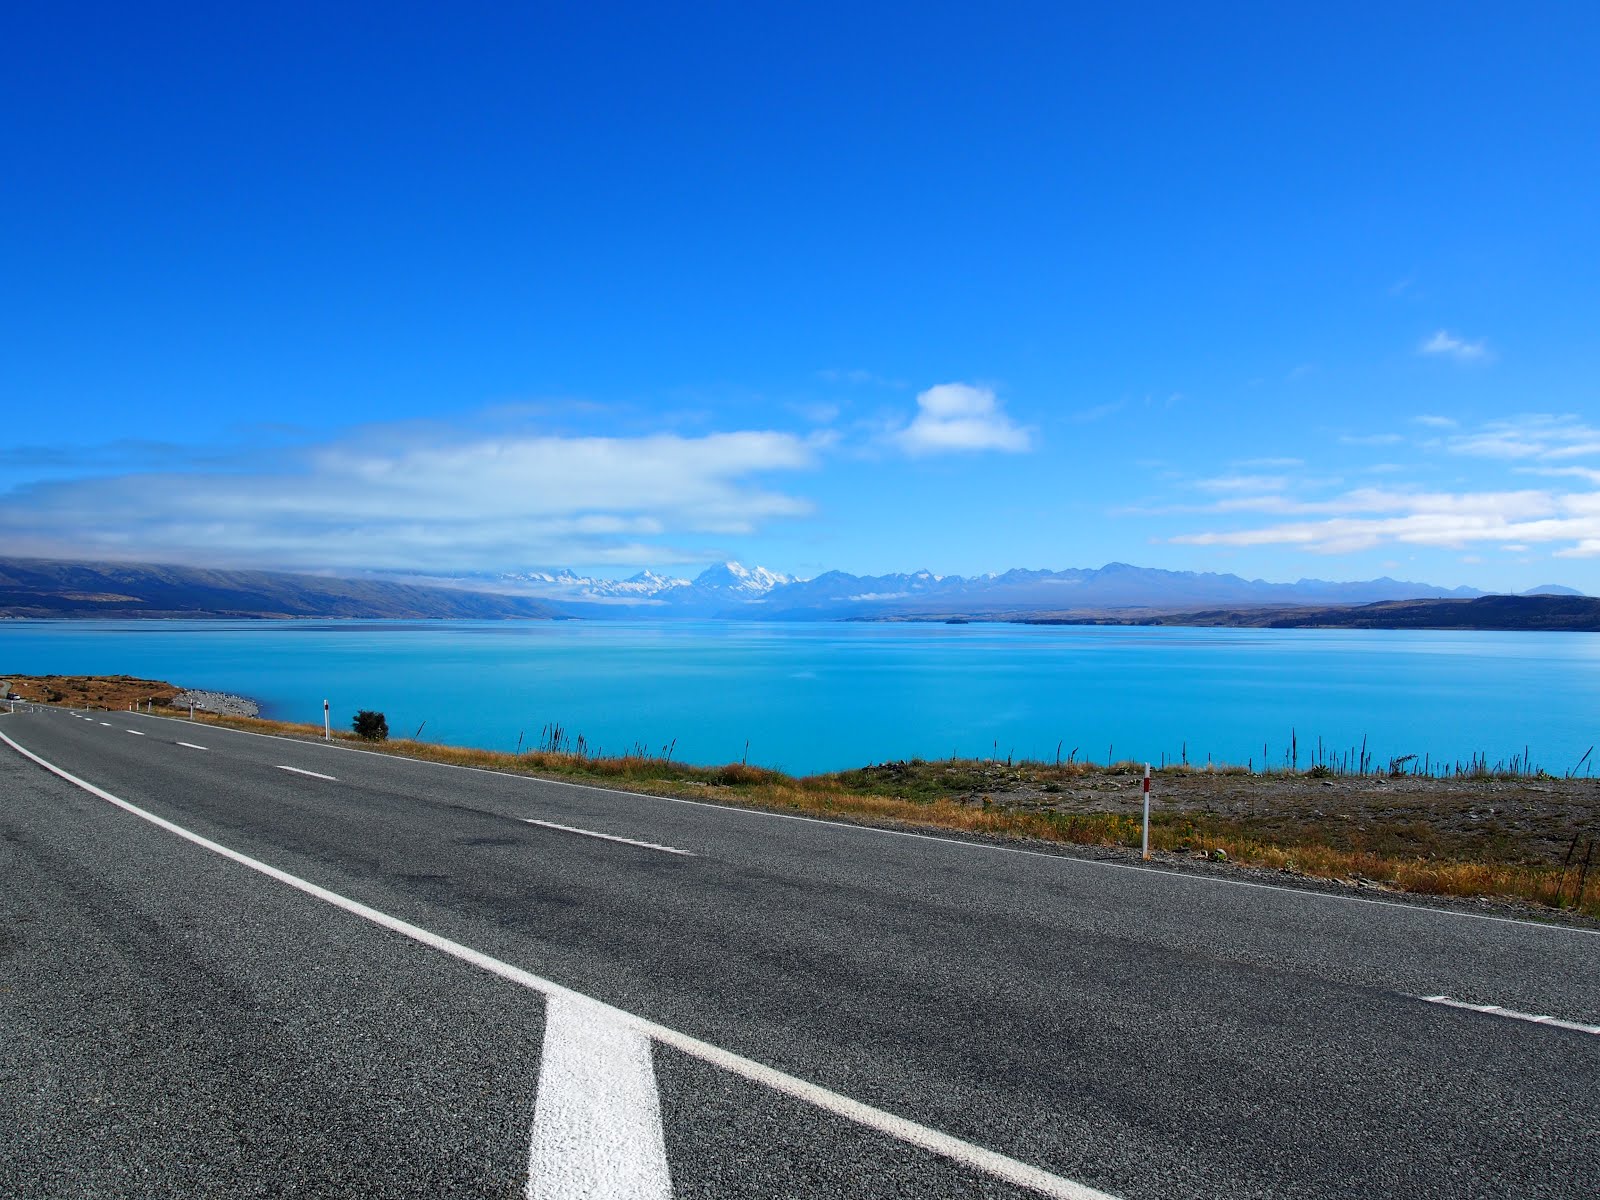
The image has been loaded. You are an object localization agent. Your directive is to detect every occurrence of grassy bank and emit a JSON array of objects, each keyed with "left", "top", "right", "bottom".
[{"left": 40, "top": 696, "right": 1588, "bottom": 922}]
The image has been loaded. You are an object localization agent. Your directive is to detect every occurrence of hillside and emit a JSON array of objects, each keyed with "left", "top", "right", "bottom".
[
  {"left": 0, "top": 557, "right": 560, "bottom": 620},
  {"left": 1014, "top": 594, "right": 1600, "bottom": 633}
]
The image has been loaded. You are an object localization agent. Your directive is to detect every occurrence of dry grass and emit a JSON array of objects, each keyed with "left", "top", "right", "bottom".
[
  {"left": 2, "top": 673, "right": 180, "bottom": 710},
  {"left": 13, "top": 687, "right": 1596, "bottom": 920}
]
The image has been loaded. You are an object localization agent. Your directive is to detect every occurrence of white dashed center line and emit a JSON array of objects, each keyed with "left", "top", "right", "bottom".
[
  {"left": 275, "top": 765, "right": 338, "bottom": 781},
  {"left": 99, "top": 722, "right": 112, "bottom": 727},
  {"left": 521, "top": 819, "right": 694, "bottom": 857},
  {"left": 126, "top": 730, "right": 145, "bottom": 736},
  {"left": 178, "top": 742, "right": 208, "bottom": 751}
]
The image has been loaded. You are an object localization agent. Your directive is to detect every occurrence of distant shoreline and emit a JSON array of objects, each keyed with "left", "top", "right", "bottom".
[{"left": 861, "top": 594, "right": 1600, "bottom": 633}]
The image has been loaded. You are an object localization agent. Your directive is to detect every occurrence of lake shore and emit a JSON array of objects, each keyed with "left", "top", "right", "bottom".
[{"left": 6, "top": 673, "right": 1595, "bottom": 925}]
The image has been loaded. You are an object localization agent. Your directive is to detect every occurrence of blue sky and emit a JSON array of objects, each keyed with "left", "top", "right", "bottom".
[{"left": 4, "top": 3, "right": 1599, "bottom": 590}]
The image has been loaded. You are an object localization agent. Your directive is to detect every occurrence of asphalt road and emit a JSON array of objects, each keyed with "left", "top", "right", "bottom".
[{"left": 3, "top": 704, "right": 1597, "bottom": 1199}]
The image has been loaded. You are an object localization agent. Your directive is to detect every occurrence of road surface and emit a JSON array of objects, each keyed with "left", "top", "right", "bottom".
[{"left": 2, "top": 705, "right": 1597, "bottom": 1198}]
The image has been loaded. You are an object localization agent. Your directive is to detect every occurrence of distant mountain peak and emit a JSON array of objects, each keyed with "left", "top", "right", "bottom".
[{"left": 691, "top": 561, "right": 795, "bottom": 595}]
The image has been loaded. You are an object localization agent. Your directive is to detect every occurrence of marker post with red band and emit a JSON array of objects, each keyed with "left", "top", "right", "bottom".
[{"left": 1141, "top": 763, "right": 1152, "bottom": 861}]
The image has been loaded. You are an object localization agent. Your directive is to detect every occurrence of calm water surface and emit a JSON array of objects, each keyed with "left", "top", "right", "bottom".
[{"left": 3, "top": 619, "right": 1597, "bottom": 776}]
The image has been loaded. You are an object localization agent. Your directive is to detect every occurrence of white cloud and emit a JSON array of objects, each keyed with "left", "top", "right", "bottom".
[
  {"left": 1171, "top": 486, "right": 1600, "bottom": 555},
  {"left": 893, "top": 383, "right": 1032, "bottom": 456},
  {"left": 1195, "top": 473, "right": 1292, "bottom": 493},
  {"left": 1446, "top": 415, "right": 1600, "bottom": 461},
  {"left": 0, "top": 426, "right": 823, "bottom": 571},
  {"left": 1522, "top": 465, "right": 1600, "bottom": 485},
  {"left": 1338, "top": 433, "right": 1405, "bottom": 446},
  {"left": 1419, "top": 330, "right": 1489, "bottom": 361},
  {"left": 1413, "top": 415, "right": 1458, "bottom": 429}
]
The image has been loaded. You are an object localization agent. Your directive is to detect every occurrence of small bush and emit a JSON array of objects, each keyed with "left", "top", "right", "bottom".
[{"left": 352, "top": 710, "right": 389, "bottom": 741}]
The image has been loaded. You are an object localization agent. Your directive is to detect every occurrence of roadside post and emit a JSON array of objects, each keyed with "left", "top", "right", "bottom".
[
  {"left": 1141, "top": 763, "right": 1152, "bottom": 861},
  {"left": 323, "top": 699, "right": 331, "bottom": 741}
]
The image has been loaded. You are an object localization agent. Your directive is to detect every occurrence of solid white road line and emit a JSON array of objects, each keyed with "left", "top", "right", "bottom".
[
  {"left": 527, "top": 993, "right": 673, "bottom": 1200},
  {"left": 522, "top": 818, "right": 694, "bottom": 857},
  {"left": 1419, "top": 994, "right": 1600, "bottom": 1035},
  {"left": 275, "top": 765, "right": 338, "bottom": 781},
  {"left": 178, "top": 742, "right": 208, "bottom": 751},
  {"left": 0, "top": 727, "right": 1116, "bottom": 1200}
]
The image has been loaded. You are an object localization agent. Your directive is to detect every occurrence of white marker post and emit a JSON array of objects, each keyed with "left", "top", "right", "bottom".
[
  {"left": 323, "top": 699, "right": 330, "bottom": 742},
  {"left": 1141, "top": 763, "right": 1152, "bottom": 861}
]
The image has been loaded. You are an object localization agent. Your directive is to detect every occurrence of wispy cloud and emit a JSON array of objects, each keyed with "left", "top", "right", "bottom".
[
  {"left": 1413, "top": 414, "right": 1458, "bottom": 429},
  {"left": 1195, "top": 473, "right": 1292, "bottom": 493},
  {"left": 1171, "top": 487, "right": 1600, "bottom": 556},
  {"left": 0, "top": 425, "right": 825, "bottom": 571},
  {"left": 818, "top": 368, "right": 903, "bottom": 388},
  {"left": 1521, "top": 465, "right": 1600, "bottom": 485},
  {"left": 1338, "top": 433, "right": 1405, "bottom": 446},
  {"left": 1445, "top": 415, "right": 1600, "bottom": 461},
  {"left": 892, "top": 383, "right": 1032, "bottom": 456},
  {"left": 1419, "top": 330, "right": 1490, "bottom": 362},
  {"left": 1072, "top": 400, "right": 1124, "bottom": 423}
]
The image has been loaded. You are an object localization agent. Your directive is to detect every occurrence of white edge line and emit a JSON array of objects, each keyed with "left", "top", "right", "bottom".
[
  {"left": 522, "top": 818, "right": 694, "bottom": 857},
  {"left": 112, "top": 710, "right": 1599, "bottom": 937},
  {"left": 0, "top": 727, "right": 1113, "bottom": 1200},
  {"left": 1417, "top": 994, "right": 1600, "bottom": 1035},
  {"left": 276, "top": 764, "right": 338, "bottom": 781}
]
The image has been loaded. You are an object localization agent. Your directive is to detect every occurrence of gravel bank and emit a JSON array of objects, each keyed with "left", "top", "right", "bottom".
[{"left": 170, "top": 689, "right": 260, "bottom": 718}]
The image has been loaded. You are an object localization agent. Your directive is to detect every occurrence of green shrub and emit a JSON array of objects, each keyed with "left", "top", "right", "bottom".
[{"left": 352, "top": 710, "right": 389, "bottom": 741}]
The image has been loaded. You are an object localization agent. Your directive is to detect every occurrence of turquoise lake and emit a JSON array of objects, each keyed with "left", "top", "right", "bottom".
[{"left": 3, "top": 619, "right": 1598, "bottom": 776}]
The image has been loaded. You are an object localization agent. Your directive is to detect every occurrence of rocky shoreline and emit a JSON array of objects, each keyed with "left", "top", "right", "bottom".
[{"left": 170, "top": 688, "right": 260, "bottom": 718}]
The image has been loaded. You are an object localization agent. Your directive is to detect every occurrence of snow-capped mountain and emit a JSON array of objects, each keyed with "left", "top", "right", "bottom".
[
  {"left": 687, "top": 561, "right": 796, "bottom": 599},
  {"left": 475, "top": 562, "right": 792, "bottom": 608},
  {"left": 495, "top": 568, "right": 693, "bottom": 603},
  {"left": 414, "top": 560, "right": 1527, "bottom": 620}
]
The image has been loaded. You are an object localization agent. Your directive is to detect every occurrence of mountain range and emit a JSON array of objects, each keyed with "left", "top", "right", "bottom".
[
  {"left": 0, "top": 555, "right": 1587, "bottom": 623},
  {"left": 441, "top": 560, "right": 1529, "bottom": 619}
]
